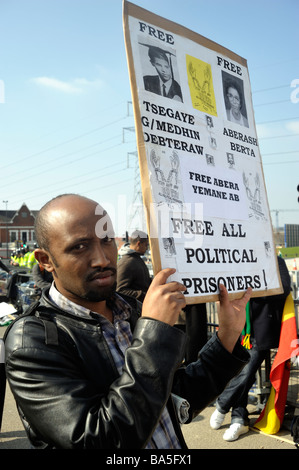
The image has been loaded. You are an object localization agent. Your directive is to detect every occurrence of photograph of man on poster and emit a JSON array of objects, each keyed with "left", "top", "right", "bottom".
[
  {"left": 142, "top": 44, "right": 183, "bottom": 102},
  {"left": 222, "top": 71, "right": 249, "bottom": 128}
]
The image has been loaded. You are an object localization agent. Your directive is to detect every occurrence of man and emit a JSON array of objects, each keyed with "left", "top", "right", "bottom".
[
  {"left": 116, "top": 230, "right": 151, "bottom": 301},
  {"left": 23, "top": 246, "right": 31, "bottom": 267},
  {"left": 26, "top": 244, "right": 38, "bottom": 270},
  {"left": 5, "top": 194, "right": 251, "bottom": 449},
  {"left": 143, "top": 46, "right": 183, "bottom": 102},
  {"left": 32, "top": 262, "right": 53, "bottom": 290}
]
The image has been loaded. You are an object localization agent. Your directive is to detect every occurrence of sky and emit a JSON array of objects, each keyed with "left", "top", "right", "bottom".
[{"left": 0, "top": 0, "right": 298, "bottom": 237}]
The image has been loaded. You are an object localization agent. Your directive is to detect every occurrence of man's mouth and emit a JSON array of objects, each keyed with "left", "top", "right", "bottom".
[{"left": 87, "top": 268, "right": 116, "bottom": 286}]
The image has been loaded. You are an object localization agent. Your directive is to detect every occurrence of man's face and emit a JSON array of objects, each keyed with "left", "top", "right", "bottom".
[
  {"left": 132, "top": 238, "right": 148, "bottom": 256},
  {"left": 152, "top": 57, "right": 171, "bottom": 82},
  {"left": 40, "top": 196, "right": 118, "bottom": 306},
  {"left": 138, "top": 240, "right": 149, "bottom": 255}
]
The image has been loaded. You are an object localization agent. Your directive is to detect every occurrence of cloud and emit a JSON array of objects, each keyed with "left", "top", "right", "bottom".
[
  {"left": 31, "top": 76, "right": 104, "bottom": 94},
  {"left": 256, "top": 120, "right": 299, "bottom": 140},
  {"left": 255, "top": 124, "right": 274, "bottom": 139},
  {"left": 285, "top": 120, "right": 299, "bottom": 134},
  {"left": 31, "top": 77, "right": 82, "bottom": 93}
]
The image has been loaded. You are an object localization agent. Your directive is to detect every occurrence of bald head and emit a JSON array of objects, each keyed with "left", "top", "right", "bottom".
[
  {"left": 35, "top": 194, "right": 111, "bottom": 252},
  {"left": 34, "top": 193, "right": 118, "bottom": 308}
]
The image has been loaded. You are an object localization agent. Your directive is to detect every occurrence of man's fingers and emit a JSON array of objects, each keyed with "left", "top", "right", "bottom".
[
  {"left": 218, "top": 283, "right": 228, "bottom": 303},
  {"left": 151, "top": 268, "right": 176, "bottom": 287},
  {"left": 241, "top": 287, "right": 252, "bottom": 304},
  {"left": 166, "top": 281, "right": 187, "bottom": 293},
  {"left": 219, "top": 284, "right": 252, "bottom": 305},
  {"left": 151, "top": 268, "right": 186, "bottom": 292},
  {"left": 142, "top": 269, "right": 186, "bottom": 325}
]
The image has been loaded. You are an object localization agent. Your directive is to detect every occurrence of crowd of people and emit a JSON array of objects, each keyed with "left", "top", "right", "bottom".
[{"left": 9, "top": 245, "right": 37, "bottom": 270}]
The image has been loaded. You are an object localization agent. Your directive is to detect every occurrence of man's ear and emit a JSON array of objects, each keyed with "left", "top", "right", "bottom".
[
  {"left": 134, "top": 241, "right": 142, "bottom": 253},
  {"left": 34, "top": 249, "right": 55, "bottom": 273}
]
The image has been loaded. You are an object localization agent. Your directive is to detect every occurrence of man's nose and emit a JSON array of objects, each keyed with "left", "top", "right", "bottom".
[{"left": 91, "top": 242, "right": 110, "bottom": 267}]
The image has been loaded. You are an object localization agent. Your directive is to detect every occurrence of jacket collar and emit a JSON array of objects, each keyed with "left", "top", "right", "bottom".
[{"left": 37, "top": 286, "right": 142, "bottom": 332}]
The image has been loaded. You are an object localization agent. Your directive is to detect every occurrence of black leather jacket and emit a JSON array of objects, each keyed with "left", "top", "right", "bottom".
[{"left": 5, "top": 290, "right": 249, "bottom": 449}]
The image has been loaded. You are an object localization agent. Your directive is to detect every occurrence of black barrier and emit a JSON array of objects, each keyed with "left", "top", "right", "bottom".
[{"left": 0, "top": 339, "right": 6, "bottom": 431}]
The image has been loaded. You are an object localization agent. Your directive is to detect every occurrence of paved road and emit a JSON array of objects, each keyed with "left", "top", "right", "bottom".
[
  {"left": 0, "top": 325, "right": 296, "bottom": 450},
  {"left": 0, "top": 371, "right": 296, "bottom": 450},
  {"left": 182, "top": 404, "right": 296, "bottom": 450}
]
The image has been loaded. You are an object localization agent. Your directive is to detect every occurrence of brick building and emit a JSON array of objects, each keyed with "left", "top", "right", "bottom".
[
  {"left": 0, "top": 203, "right": 38, "bottom": 258},
  {"left": 0, "top": 202, "right": 126, "bottom": 259}
]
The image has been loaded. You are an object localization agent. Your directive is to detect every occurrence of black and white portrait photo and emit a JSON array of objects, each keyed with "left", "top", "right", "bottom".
[
  {"left": 222, "top": 71, "right": 249, "bottom": 128},
  {"left": 140, "top": 42, "right": 183, "bottom": 102}
]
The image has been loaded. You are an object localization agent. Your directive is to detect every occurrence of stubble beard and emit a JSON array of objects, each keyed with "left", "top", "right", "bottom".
[{"left": 82, "top": 281, "right": 117, "bottom": 302}]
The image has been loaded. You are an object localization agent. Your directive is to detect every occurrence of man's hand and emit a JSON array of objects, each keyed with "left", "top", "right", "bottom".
[
  {"left": 142, "top": 268, "right": 186, "bottom": 326},
  {"left": 217, "top": 284, "right": 252, "bottom": 353}
]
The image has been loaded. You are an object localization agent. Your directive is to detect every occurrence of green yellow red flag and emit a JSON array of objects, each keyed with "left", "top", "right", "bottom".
[{"left": 254, "top": 293, "right": 298, "bottom": 434}]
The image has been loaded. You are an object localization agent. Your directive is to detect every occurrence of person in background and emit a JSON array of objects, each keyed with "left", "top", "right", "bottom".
[
  {"left": 26, "top": 244, "right": 38, "bottom": 270},
  {"left": 32, "top": 262, "right": 53, "bottom": 290},
  {"left": 23, "top": 247, "right": 31, "bottom": 267},
  {"left": 210, "top": 256, "right": 291, "bottom": 441},
  {"left": 116, "top": 230, "right": 151, "bottom": 302}
]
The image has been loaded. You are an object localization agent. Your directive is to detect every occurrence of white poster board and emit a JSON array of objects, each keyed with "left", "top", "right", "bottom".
[{"left": 123, "top": 1, "right": 282, "bottom": 303}]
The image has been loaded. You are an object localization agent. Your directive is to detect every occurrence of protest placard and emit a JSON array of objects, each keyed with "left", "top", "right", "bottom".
[{"left": 123, "top": 1, "right": 282, "bottom": 303}]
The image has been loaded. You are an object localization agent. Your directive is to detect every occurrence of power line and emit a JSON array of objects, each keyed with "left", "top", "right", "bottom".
[
  {"left": 9, "top": 176, "right": 134, "bottom": 210},
  {"left": 262, "top": 150, "right": 299, "bottom": 156},
  {"left": 252, "top": 84, "right": 290, "bottom": 94},
  {"left": 254, "top": 99, "right": 290, "bottom": 107},
  {"left": 1, "top": 136, "right": 122, "bottom": 189},
  {"left": 251, "top": 56, "right": 299, "bottom": 71},
  {"left": 256, "top": 116, "right": 299, "bottom": 125},
  {"left": 7, "top": 146, "right": 127, "bottom": 203},
  {"left": 1, "top": 116, "right": 127, "bottom": 171},
  {"left": 8, "top": 163, "right": 132, "bottom": 206},
  {"left": 1, "top": 100, "right": 128, "bottom": 153},
  {"left": 259, "top": 133, "right": 299, "bottom": 140},
  {"left": 263, "top": 160, "right": 299, "bottom": 166}
]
